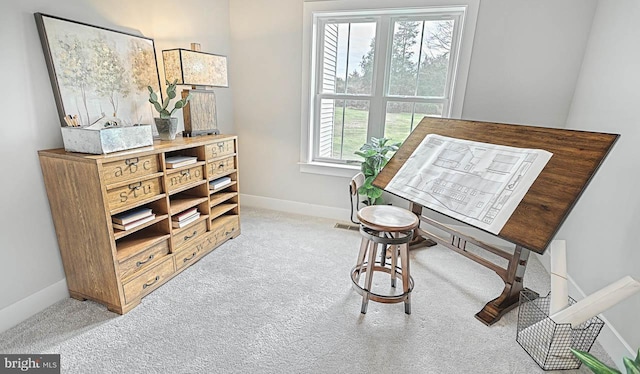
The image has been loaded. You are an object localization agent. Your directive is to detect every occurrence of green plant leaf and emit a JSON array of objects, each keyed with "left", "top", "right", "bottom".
[
  {"left": 624, "top": 356, "right": 640, "bottom": 374},
  {"left": 571, "top": 349, "right": 621, "bottom": 374},
  {"left": 352, "top": 136, "right": 400, "bottom": 205},
  {"left": 369, "top": 187, "right": 383, "bottom": 199},
  {"left": 635, "top": 349, "right": 640, "bottom": 368}
]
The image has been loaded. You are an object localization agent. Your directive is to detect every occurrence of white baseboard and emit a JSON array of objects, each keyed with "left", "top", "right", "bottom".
[
  {"left": 240, "top": 193, "right": 352, "bottom": 222},
  {"left": 538, "top": 251, "right": 632, "bottom": 370},
  {"left": 0, "top": 279, "right": 68, "bottom": 333}
]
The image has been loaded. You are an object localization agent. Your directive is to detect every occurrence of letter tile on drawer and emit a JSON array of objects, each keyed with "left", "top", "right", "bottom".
[
  {"left": 208, "top": 156, "right": 235, "bottom": 179},
  {"left": 166, "top": 165, "right": 204, "bottom": 193},
  {"left": 118, "top": 239, "right": 170, "bottom": 280},
  {"left": 123, "top": 256, "right": 174, "bottom": 304},
  {"left": 107, "top": 177, "right": 162, "bottom": 211},
  {"left": 210, "top": 215, "right": 239, "bottom": 245},
  {"left": 175, "top": 233, "right": 216, "bottom": 271},
  {"left": 102, "top": 155, "right": 159, "bottom": 186},
  {"left": 206, "top": 140, "right": 235, "bottom": 159},
  {"left": 172, "top": 219, "right": 207, "bottom": 252}
]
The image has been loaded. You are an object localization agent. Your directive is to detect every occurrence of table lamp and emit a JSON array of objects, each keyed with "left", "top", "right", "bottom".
[{"left": 162, "top": 43, "right": 228, "bottom": 136}]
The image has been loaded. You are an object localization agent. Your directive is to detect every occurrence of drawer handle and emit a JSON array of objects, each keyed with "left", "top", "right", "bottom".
[
  {"left": 125, "top": 157, "right": 139, "bottom": 166},
  {"left": 181, "top": 170, "right": 190, "bottom": 177},
  {"left": 184, "top": 231, "right": 197, "bottom": 240},
  {"left": 142, "top": 275, "right": 160, "bottom": 289},
  {"left": 218, "top": 164, "right": 225, "bottom": 169},
  {"left": 128, "top": 182, "right": 142, "bottom": 190},
  {"left": 135, "top": 254, "right": 154, "bottom": 267},
  {"left": 184, "top": 252, "right": 197, "bottom": 262}
]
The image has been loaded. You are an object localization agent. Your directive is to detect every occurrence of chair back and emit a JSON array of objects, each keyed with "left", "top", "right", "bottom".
[
  {"left": 350, "top": 172, "right": 365, "bottom": 196},
  {"left": 349, "top": 172, "right": 365, "bottom": 224}
]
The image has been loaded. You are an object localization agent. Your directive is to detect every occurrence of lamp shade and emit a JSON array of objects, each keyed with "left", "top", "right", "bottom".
[{"left": 162, "top": 48, "right": 228, "bottom": 87}]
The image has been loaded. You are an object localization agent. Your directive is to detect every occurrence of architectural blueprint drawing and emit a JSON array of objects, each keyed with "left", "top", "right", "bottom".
[{"left": 387, "top": 134, "right": 552, "bottom": 234}]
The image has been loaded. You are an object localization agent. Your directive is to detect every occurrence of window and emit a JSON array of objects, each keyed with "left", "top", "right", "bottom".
[{"left": 301, "top": 2, "right": 478, "bottom": 175}]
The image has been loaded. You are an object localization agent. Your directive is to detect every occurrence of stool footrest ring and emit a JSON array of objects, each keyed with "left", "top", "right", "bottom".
[{"left": 350, "top": 261, "right": 414, "bottom": 304}]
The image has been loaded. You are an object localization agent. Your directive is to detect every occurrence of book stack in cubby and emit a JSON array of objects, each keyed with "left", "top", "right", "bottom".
[
  {"left": 165, "top": 155, "right": 198, "bottom": 169},
  {"left": 112, "top": 208, "right": 156, "bottom": 231},
  {"left": 209, "top": 176, "right": 231, "bottom": 191},
  {"left": 172, "top": 207, "right": 201, "bottom": 228}
]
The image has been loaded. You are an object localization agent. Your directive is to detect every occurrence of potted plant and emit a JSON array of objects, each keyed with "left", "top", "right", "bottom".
[
  {"left": 148, "top": 79, "right": 190, "bottom": 140},
  {"left": 354, "top": 137, "right": 400, "bottom": 205},
  {"left": 571, "top": 347, "right": 640, "bottom": 373}
]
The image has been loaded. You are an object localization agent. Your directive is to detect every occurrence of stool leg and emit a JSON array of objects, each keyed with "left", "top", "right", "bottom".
[
  {"left": 390, "top": 233, "right": 398, "bottom": 288},
  {"left": 355, "top": 237, "right": 368, "bottom": 283},
  {"left": 361, "top": 240, "right": 378, "bottom": 314},
  {"left": 379, "top": 232, "right": 387, "bottom": 267},
  {"left": 400, "top": 242, "right": 411, "bottom": 315}
]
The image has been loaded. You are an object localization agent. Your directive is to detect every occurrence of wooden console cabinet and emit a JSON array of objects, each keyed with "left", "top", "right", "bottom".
[{"left": 38, "top": 135, "right": 240, "bottom": 314}]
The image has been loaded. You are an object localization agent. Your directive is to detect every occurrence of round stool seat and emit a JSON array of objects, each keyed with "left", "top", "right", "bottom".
[{"left": 357, "top": 205, "right": 419, "bottom": 232}]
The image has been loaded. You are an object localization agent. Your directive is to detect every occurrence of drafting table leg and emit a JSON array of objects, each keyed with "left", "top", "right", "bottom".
[
  {"left": 475, "top": 245, "right": 531, "bottom": 325},
  {"left": 408, "top": 202, "right": 437, "bottom": 250}
]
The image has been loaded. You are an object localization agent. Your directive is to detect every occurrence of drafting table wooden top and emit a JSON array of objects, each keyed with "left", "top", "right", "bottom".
[{"left": 374, "top": 117, "right": 619, "bottom": 254}]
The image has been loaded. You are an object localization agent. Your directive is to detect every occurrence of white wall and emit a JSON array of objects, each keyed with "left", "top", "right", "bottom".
[
  {"left": 0, "top": 0, "right": 231, "bottom": 332},
  {"left": 559, "top": 0, "right": 640, "bottom": 363},
  {"left": 462, "top": 0, "right": 597, "bottom": 127},
  {"left": 230, "top": 0, "right": 351, "bottom": 216}
]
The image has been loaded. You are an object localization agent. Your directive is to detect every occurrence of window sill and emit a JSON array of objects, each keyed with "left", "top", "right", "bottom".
[{"left": 299, "top": 161, "right": 360, "bottom": 178}]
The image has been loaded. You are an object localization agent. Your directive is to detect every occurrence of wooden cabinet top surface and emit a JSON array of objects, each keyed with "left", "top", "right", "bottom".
[{"left": 38, "top": 134, "right": 237, "bottom": 162}]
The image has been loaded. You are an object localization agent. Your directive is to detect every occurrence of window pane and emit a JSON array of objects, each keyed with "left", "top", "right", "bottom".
[
  {"left": 416, "top": 20, "right": 454, "bottom": 97},
  {"left": 345, "top": 23, "right": 376, "bottom": 95},
  {"left": 321, "top": 22, "right": 376, "bottom": 95},
  {"left": 388, "top": 21, "right": 422, "bottom": 96},
  {"left": 384, "top": 101, "right": 443, "bottom": 144},
  {"left": 318, "top": 99, "right": 368, "bottom": 161},
  {"left": 322, "top": 23, "right": 341, "bottom": 94}
]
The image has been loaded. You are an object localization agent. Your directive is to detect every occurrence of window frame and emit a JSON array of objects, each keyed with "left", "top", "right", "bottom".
[{"left": 300, "top": 0, "right": 480, "bottom": 177}]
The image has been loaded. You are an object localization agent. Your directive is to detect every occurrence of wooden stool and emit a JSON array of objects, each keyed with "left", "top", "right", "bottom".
[{"left": 350, "top": 205, "right": 419, "bottom": 314}]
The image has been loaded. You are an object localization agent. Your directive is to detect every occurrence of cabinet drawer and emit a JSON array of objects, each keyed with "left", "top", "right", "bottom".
[
  {"left": 118, "top": 239, "right": 170, "bottom": 280},
  {"left": 208, "top": 156, "right": 235, "bottom": 179},
  {"left": 206, "top": 140, "right": 235, "bottom": 159},
  {"left": 102, "top": 155, "right": 159, "bottom": 186},
  {"left": 175, "top": 233, "right": 217, "bottom": 271},
  {"left": 174, "top": 245, "right": 201, "bottom": 271},
  {"left": 122, "top": 256, "right": 174, "bottom": 304},
  {"left": 167, "top": 165, "right": 204, "bottom": 192},
  {"left": 107, "top": 177, "right": 163, "bottom": 211},
  {"left": 210, "top": 216, "right": 239, "bottom": 245},
  {"left": 172, "top": 219, "right": 207, "bottom": 251}
]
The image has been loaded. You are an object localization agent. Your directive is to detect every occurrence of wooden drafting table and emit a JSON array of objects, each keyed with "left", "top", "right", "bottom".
[{"left": 374, "top": 117, "right": 618, "bottom": 325}]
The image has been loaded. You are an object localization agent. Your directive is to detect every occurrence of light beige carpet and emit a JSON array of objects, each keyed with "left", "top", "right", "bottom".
[{"left": 0, "top": 207, "right": 613, "bottom": 373}]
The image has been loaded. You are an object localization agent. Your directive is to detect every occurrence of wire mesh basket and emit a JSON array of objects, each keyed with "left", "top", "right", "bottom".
[{"left": 516, "top": 290, "right": 605, "bottom": 371}]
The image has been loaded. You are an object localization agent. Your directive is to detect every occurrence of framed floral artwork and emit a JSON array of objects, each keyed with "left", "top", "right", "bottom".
[{"left": 35, "top": 13, "right": 161, "bottom": 128}]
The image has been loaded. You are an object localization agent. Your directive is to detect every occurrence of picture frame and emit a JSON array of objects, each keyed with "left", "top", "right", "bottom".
[{"left": 34, "top": 13, "right": 162, "bottom": 128}]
